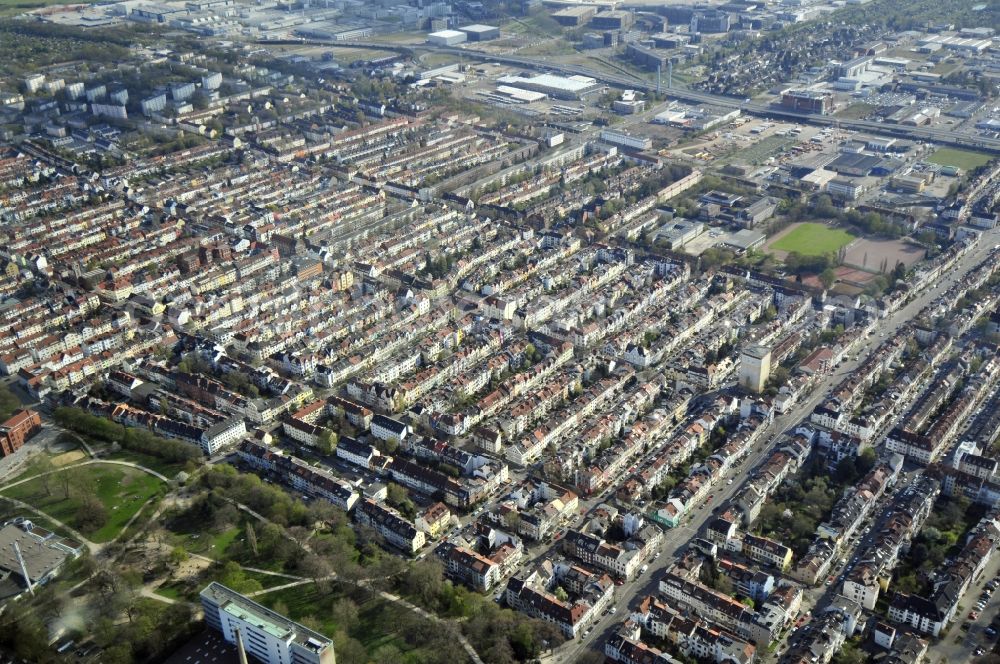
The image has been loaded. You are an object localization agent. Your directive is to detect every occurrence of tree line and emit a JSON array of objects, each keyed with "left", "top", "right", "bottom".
[{"left": 54, "top": 407, "right": 202, "bottom": 464}]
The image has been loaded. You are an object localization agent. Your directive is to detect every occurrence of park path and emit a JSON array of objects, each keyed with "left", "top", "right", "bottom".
[
  {"left": 0, "top": 494, "right": 100, "bottom": 554},
  {"left": 227, "top": 500, "right": 487, "bottom": 664},
  {"left": 0, "top": 458, "right": 169, "bottom": 494}
]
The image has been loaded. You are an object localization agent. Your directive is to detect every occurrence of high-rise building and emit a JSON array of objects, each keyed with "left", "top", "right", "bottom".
[
  {"left": 739, "top": 345, "right": 772, "bottom": 394},
  {"left": 201, "top": 582, "right": 336, "bottom": 664}
]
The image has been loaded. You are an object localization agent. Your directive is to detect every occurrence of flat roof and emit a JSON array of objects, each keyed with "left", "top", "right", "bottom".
[
  {"left": 428, "top": 29, "right": 466, "bottom": 38},
  {"left": 497, "top": 73, "right": 598, "bottom": 92},
  {"left": 201, "top": 582, "right": 333, "bottom": 653},
  {"left": 552, "top": 6, "right": 594, "bottom": 15},
  {"left": 0, "top": 522, "right": 70, "bottom": 583},
  {"left": 460, "top": 24, "right": 498, "bottom": 32}
]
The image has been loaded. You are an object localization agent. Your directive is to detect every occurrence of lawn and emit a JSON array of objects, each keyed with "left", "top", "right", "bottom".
[
  {"left": 258, "top": 584, "right": 421, "bottom": 659},
  {"left": 104, "top": 447, "right": 191, "bottom": 480},
  {"left": 770, "top": 223, "right": 855, "bottom": 257},
  {"left": 0, "top": 463, "right": 164, "bottom": 542},
  {"left": 155, "top": 568, "right": 287, "bottom": 603},
  {"left": 927, "top": 148, "right": 993, "bottom": 171}
]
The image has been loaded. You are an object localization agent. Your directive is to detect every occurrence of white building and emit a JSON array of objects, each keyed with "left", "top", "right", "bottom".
[
  {"left": 427, "top": 29, "right": 467, "bottom": 46},
  {"left": 201, "top": 582, "right": 336, "bottom": 664}
]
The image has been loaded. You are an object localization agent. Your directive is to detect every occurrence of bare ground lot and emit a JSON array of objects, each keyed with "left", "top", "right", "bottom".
[{"left": 843, "top": 238, "right": 926, "bottom": 273}]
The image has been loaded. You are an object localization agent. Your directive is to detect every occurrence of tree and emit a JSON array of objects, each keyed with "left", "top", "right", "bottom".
[
  {"left": 376, "top": 436, "right": 399, "bottom": 455},
  {"left": 386, "top": 483, "right": 415, "bottom": 518},
  {"left": 553, "top": 586, "right": 569, "bottom": 602},
  {"left": 241, "top": 521, "right": 257, "bottom": 556},
  {"left": 219, "top": 561, "right": 263, "bottom": 594},
  {"left": 330, "top": 598, "right": 360, "bottom": 633},
  {"left": 75, "top": 493, "right": 108, "bottom": 532},
  {"left": 819, "top": 267, "right": 837, "bottom": 289},
  {"left": 169, "top": 545, "right": 189, "bottom": 566},
  {"left": 316, "top": 429, "right": 337, "bottom": 454},
  {"left": 400, "top": 559, "right": 445, "bottom": 607}
]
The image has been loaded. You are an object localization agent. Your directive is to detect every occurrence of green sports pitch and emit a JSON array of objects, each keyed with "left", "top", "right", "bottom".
[
  {"left": 927, "top": 148, "right": 993, "bottom": 171},
  {"left": 769, "top": 223, "right": 855, "bottom": 257}
]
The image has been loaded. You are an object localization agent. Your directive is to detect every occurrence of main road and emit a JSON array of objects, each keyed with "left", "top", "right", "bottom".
[{"left": 552, "top": 225, "right": 1000, "bottom": 663}]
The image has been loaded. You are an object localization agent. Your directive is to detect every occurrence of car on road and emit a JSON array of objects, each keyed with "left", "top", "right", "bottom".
[
  {"left": 610, "top": 607, "right": 617, "bottom": 614},
  {"left": 640, "top": 564, "right": 649, "bottom": 574},
  {"left": 970, "top": 611, "right": 980, "bottom": 620},
  {"left": 986, "top": 626, "right": 997, "bottom": 638}
]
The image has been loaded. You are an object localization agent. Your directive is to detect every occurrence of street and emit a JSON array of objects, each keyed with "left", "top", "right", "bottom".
[{"left": 551, "top": 226, "right": 1000, "bottom": 661}]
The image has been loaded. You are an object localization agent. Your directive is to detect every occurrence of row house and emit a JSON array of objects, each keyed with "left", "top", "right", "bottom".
[
  {"left": 631, "top": 596, "right": 757, "bottom": 664},
  {"left": 353, "top": 498, "right": 425, "bottom": 555},
  {"left": 658, "top": 571, "right": 777, "bottom": 645},
  {"left": 504, "top": 567, "right": 613, "bottom": 639},
  {"left": 237, "top": 441, "right": 358, "bottom": 511}
]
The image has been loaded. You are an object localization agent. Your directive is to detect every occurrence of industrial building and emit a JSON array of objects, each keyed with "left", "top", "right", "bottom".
[
  {"left": 690, "top": 10, "right": 730, "bottom": 33},
  {"left": 459, "top": 24, "right": 499, "bottom": 41},
  {"left": 427, "top": 29, "right": 467, "bottom": 46},
  {"left": 551, "top": 6, "right": 595, "bottom": 26},
  {"left": 625, "top": 43, "right": 671, "bottom": 72},
  {"left": 591, "top": 10, "right": 634, "bottom": 31},
  {"left": 495, "top": 73, "right": 602, "bottom": 100},
  {"left": 836, "top": 55, "right": 872, "bottom": 79},
  {"left": 780, "top": 89, "right": 834, "bottom": 115},
  {"left": 201, "top": 582, "right": 337, "bottom": 664}
]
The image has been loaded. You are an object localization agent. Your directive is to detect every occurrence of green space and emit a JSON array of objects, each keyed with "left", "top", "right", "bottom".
[
  {"left": 104, "top": 447, "right": 192, "bottom": 480},
  {"left": 0, "top": 384, "right": 20, "bottom": 421},
  {"left": 892, "top": 495, "right": 984, "bottom": 596},
  {"left": 723, "top": 134, "right": 797, "bottom": 166},
  {"left": 835, "top": 103, "right": 875, "bottom": 120},
  {"left": 0, "top": 463, "right": 164, "bottom": 542},
  {"left": 155, "top": 563, "right": 288, "bottom": 603},
  {"left": 755, "top": 451, "right": 876, "bottom": 557},
  {"left": 770, "top": 223, "right": 855, "bottom": 257},
  {"left": 927, "top": 147, "right": 993, "bottom": 171},
  {"left": 259, "top": 584, "right": 423, "bottom": 662},
  {"left": 0, "top": 0, "right": 78, "bottom": 17}
]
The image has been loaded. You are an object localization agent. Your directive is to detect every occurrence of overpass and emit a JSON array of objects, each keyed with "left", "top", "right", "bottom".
[{"left": 269, "top": 37, "right": 1000, "bottom": 156}]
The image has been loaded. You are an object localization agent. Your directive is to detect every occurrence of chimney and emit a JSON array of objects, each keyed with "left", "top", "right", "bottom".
[{"left": 235, "top": 626, "right": 249, "bottom": 664}]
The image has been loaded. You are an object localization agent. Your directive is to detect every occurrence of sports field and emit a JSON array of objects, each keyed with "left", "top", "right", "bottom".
[
  {"left": 927, "top": 148, "right": 993, "bottom": 171},
  {"left": 768, "top": 223, "right": 855, "bottom": 257}
]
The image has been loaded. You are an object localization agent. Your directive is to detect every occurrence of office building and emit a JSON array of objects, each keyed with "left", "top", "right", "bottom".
[{"left": 201, "top": 582, "right": 336, "bottom": 664}]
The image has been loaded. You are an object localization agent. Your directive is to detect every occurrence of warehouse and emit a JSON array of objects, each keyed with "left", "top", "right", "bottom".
[
  {"left": 552, "top": 6, "right": 595, "bottom": 26},
  {"left": 459, "top": 24, "right": 500, "bottom": 41},
  {"left": 495, "top": 73, "right": 602, "bottom": 100},
  {"left": 428, "top": 29, "right": 467, "bottom": 46}
]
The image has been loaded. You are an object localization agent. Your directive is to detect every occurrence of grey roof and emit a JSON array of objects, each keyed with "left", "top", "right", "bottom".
[{"left": 0, "top": 521, "right": 77, "bottom": 585}]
